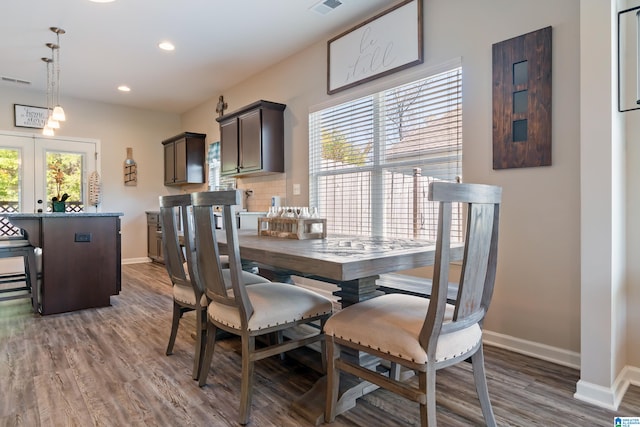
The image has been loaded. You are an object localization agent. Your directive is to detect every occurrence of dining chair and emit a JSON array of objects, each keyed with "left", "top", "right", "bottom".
[
  {"left": 324, "top": 181, "right": 501, "bottom": 427},
  {"left": 159, "top": 194, "right": 269, "bottom": 381},
  {"left": 191, "top": 190, "right": 333, "bottom": 425},
  {"left": 0, "top": 235, "right": 39, "bottom": 313}
]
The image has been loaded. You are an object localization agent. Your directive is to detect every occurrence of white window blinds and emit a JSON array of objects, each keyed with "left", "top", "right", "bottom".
[{"left": 309, "top": 65, "right": 463, "bottom": 241}]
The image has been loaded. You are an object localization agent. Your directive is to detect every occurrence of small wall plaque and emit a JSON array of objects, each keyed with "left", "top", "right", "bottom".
[
  {"left": 492, "top": 27, "right": 552, "bottom": 169},
  {"left": 124, "top": 147, "right": 137, "bottom": 186},
  {"left": 14, "top": 104, "right": 48, "bottom": 129}
]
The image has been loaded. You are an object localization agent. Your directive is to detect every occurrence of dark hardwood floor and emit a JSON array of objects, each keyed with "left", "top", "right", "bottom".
[{"left": 1, "top": 262, "right": 638, "bottom": 426}]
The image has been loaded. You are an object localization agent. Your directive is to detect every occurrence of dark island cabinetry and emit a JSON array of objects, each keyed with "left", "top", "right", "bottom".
[{"left": 3, "top": 213, "right": 122, "bottom": 315}]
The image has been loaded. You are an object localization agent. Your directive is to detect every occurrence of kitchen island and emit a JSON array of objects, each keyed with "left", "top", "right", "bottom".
[{"left": 2, "top": 212, "right": 122, "bottom": 315}]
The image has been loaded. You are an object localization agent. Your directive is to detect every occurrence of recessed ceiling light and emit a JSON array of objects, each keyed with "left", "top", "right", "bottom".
[
  {"left": 118, "top": 85, "right": 131, "bottom": 92},
  {"left": 158, "top": 41, "right": 175, "bottom": 51},
  {"left": 89, "top": 0, "right": 116, "bottom": 3}
]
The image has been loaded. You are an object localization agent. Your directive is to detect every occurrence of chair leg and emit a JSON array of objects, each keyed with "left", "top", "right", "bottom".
[
  {"left": 239, "top": 335, "right": 256, "bottom": 425},
  {"left": 389, "top": 362, "right": 401, "bottom": 381},
  {"left": 276, "top": 330, "right": 285, "bottom": 361},
  {"left": 197, "top": 321, "right": 218, "bottom": 387},
  {"left": 420, "top": 367, "right": 437, "bottom": 427},
  {"left": 24, "top": 249, "right": 38, "bottom": 313},
  {"left": 192, "top": 307, "right": 207, "bottom": 381},
  {"left": 319, "top": 318, "right": 327, "bottom": 374},
  {"left": 165, "top": 301, "right": 182, "bottom": 356},
  {"left": 324, "top": 336, "right": 340, "bottom": 423},
  {"left": 471, "top": 347, "right": 497, "bottom": 427}
]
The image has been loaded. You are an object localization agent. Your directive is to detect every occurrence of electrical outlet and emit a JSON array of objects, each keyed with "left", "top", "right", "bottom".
[
  {"left": 293, "top": 184, "right": 301, "bottom": 195},
  {"left": 74, "top": 232, "right": 91, "bottom": 242}
]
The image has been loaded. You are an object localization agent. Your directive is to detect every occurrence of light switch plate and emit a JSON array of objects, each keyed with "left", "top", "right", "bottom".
[{"left": 293, "top": 184, "right": 301, "bottom": 195}]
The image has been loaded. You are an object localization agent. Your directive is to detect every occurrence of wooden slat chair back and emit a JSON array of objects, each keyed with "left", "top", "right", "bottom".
[
  {"left": 159, "top": 194, "right": 207, "bottom": 380},
  {"left": 422, "top": 182, "right": 500, "bottom": 362},
  {"left": 324, "top": 181, "right": 501, "bottom": 427},
  {"left": 191, "top": 190, "right": 249, "bottom": 314},
  {"left": 191, "top": 190, "right": 334, "bottom": 425}
]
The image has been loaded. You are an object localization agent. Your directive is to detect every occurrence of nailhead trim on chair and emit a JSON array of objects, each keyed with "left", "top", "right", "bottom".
[
  {"left": 211, "top": 309, "right": 332, "bottom": 332},
  {"left": 332, "top": 333, "right": 481, "bottom": 363}
]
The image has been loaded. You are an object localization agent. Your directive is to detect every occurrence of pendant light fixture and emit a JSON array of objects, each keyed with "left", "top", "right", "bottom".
[
  {"left": 41, "top": 56, "right": 55, "bottom": 136},
  {"left": 50, "top": 27, "right": 66, "bottom": 122},
  {"left": 41, "top": 26, "right": 66, "bottom": 136}
]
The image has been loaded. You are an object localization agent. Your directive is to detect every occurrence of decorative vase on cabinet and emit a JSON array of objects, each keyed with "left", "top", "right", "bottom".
[{"left": 52, "top": 201, "right": 65, "bottom": 212}]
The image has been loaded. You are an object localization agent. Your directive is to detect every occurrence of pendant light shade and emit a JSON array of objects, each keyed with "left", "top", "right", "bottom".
[
  {"left": 47, "top": 117, "right": 60, "bottom": 129},
  {"left": 42, "top": 126, "right": 55, "bottom": 137},
  {"left": 52, "top": 105, "right": 66, "bottom": 121}
]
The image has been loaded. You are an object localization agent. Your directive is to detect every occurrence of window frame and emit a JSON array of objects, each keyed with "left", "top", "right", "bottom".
[{"left": 309, "top": 58, "right": 463, "bottom": 241}]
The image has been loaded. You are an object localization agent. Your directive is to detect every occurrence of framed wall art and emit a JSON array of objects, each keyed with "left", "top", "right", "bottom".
[
  {"left": 492, "top": 27, "right": 552, "bottom": 169},
  {"left": 14, "top": 104, "right": 49, "bottom": 129},
  {"left": 327, "top": 0, "right": 423, "bottom": 95}
]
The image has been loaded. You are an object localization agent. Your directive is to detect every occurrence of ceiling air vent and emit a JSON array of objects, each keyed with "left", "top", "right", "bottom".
[
  {"left": 310, "top": 0, "right": 342, "bottom": 15},
  {"left": 1, "top": 76, "right": 31, "bottom": 85}
]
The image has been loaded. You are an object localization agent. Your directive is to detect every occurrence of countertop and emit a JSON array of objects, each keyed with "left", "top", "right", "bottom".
[{"left": 1, "top": 212, "right": 124, "bottom": 218}]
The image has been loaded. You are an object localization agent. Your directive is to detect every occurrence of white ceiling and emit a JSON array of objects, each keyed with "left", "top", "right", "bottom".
[{"left": 0, "top": 0, "right": 392, "bottom": 114}]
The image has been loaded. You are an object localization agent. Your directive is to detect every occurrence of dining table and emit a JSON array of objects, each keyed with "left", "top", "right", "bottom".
[
  {"left": 218, "top": 229, "right": 462, "bottom": 306},
  {"left": 217, "top": 229, "right": 464, "bottom": 424}
]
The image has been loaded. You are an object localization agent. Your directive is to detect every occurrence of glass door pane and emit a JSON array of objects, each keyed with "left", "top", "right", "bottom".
[
  {"left": 0, "top": 148, "right": 21, "bottom": 211},
  {"left": 0, "top": 147, "right": 25, "bottom": 236},
  {"left": 46, "top": 152, "right": 84, "bottom": 212},
  {"left": 0, "top": 134, "right": 35, "bottom": 236},
  {"left": 34, "top": 137, "right": 97, "bottom": 213}
]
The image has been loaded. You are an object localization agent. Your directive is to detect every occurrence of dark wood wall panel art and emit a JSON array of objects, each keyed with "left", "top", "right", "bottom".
[{"left": 492, "top": 26, "right": 552, "bottom": 169}]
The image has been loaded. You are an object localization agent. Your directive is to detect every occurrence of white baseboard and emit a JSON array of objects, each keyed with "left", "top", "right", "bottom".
[
  {"left": 122, "top": 257, "right": 152, "bottom": 265},
  {"left": 573, "top": 365, "right": 640, "bottom": 411},
  {"left": 483, "top": 329, "right": 640, "bottom": 411},
  {"left": 482, "top": 329, "right": 581, "bottom": 369},
  {"left": 574, "top": 379, "right": 621, "bottom": 410}
]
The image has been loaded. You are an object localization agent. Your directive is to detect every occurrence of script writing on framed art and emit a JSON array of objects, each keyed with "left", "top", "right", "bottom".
[
  {"left": 14, "top": 104, "right": 48, "bottom": 129},
  {"left": 327, "top": 0, "right": 423, "bottom": 95}
]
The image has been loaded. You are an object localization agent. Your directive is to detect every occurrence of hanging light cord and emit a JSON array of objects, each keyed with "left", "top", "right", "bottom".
[{"left": 54, "top": 30, "right": 61, "bottom": 109}]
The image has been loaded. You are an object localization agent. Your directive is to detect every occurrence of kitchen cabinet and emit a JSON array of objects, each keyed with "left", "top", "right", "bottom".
[
  {"left": 218, "top": 100, "right": 285, "bottom": 177},
  {"left": 146, "top": 211, "right": 163, "bottom": 263},
  {"left": 162, "top": 132, "right": 206, "bottom": 185},
  {"left": 4, "top": 213, "right": 122, "bottom": 315}
]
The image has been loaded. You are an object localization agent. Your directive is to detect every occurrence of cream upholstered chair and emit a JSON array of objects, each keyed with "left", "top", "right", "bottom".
[
  {"left": 159, "top": 194, "right": 268, "bottom": 381},
  {"left": 324, "top": 182, "right": 501, "bottom": 427},
  {"left": 192, "top": 190, "right": 333, "bottom": 425}
]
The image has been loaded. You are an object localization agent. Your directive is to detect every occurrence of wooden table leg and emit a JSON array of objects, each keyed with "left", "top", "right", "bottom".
[
  {"left": 291, "top": 275, "right": 384, "bottom": 424},
  {"left": 332, "top": 276, "right": 383, "bottom": 308},
  {"left": 291, "top": 374, "right": 379, "bottom": 425}
]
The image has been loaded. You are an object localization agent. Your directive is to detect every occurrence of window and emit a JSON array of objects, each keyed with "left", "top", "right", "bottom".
[{"left": 309, "top": 63, "right": 462, "bottom": 241}]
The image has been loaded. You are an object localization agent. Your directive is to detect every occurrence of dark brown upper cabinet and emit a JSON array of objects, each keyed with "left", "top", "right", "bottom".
[
  {"left": 217, "top": 100, "right": 286, "bottom": 177},
  {"left": 162, "top": 132, "right": 206, "bottom": 185}
]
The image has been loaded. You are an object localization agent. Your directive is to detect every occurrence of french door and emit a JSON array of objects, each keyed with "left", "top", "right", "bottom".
[{"left": 0, "top": 131, "right": 98, "bottom": 215}]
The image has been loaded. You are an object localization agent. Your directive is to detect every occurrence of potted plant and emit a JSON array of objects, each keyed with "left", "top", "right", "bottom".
[{"left": 50, "top": 161, "right": 69, "bottom": 212}]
